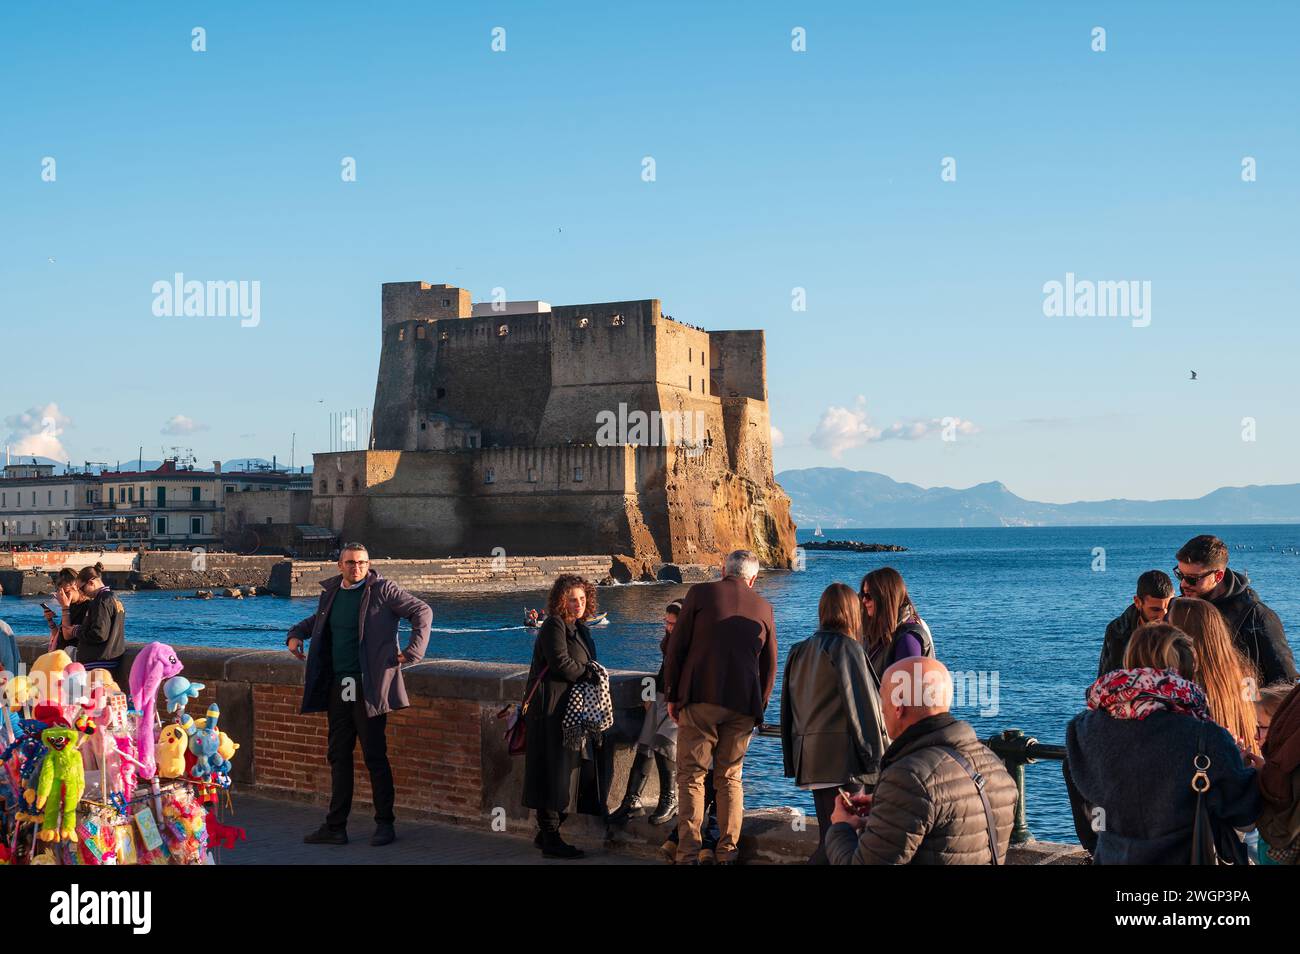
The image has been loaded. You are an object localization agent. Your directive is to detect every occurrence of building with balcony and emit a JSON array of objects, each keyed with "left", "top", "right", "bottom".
[{"left": 0, "top": 458, "right": 312, "bottom": 550}]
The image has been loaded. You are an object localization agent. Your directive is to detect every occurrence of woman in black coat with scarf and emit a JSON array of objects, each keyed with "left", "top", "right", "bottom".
[{"left": 522, "top": 574, "right": 610, "bottom": 858}]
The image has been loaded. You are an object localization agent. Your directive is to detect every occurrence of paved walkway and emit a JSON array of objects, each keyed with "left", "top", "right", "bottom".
[{"left": 219, "top": 794, "right": 659, "bottom": 865}]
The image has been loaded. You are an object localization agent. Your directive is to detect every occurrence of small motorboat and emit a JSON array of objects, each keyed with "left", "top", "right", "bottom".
[{"left": 523, "top": 610, "right": 609, "bottom": 627}]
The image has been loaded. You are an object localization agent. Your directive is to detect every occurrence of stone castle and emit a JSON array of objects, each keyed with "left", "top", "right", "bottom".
[{"left": 310, "top": 281, "right": 796, "bottom": 567}]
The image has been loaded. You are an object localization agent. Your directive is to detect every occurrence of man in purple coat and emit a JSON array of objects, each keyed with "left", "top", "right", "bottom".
[{"left": 287, "top": 542, "right": 432, "bottom": 847}]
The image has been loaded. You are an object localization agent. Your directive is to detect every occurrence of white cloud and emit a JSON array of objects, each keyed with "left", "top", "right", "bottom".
[
  {"left": 810, "top": 397, "right": 881, "bottom": 457},
  {"left": 770, "top": 425, "right": 785, "bottom": 448},
  {"left": 811, "top": 397, "right": 979, "bottom": 457},
  {"left": 161, "top": 415, "right": 210, "bottom": 436},
  {"left": 3, "top": 402, "right": 71, "bottom": 460}
]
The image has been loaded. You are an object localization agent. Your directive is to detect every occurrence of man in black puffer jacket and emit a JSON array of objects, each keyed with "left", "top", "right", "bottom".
[
  {"left": 824, "top": 656, "right": 1017, "bottom": 864},
  {"left": 1175, "top": 535, "right": 1296, "bottom": 685}
]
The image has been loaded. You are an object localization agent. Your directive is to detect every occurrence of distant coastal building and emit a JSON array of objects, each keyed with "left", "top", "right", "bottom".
[
  {"left": 312, "top": 281, "right": 797, "bottom": 566},
  {"left": 0, "top": 459, "right": 314, "bottom": 552}
]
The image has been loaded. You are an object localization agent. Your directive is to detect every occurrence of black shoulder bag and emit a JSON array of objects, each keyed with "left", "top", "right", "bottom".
[{"left": 938, "top": 746, "right": 1001, "bottom": 865}]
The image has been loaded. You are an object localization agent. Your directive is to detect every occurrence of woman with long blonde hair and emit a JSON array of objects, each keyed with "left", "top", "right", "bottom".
[{"left": 1167, "top": 597, "right": 1259, "bottom": 754}]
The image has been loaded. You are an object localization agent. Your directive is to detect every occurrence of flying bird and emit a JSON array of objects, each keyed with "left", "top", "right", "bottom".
[{"left": 1189, "top": 370, "right": 1197, "bottom": 380}]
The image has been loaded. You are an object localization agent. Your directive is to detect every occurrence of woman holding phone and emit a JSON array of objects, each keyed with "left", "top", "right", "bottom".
[
  {"left": 46, "top": 567, "right": 91, "bottom": 655},
  {"left": 780, "top": 582, "right": 887, "bottom": 863}
]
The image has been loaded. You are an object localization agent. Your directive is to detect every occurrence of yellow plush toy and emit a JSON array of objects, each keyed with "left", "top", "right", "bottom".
[
  {"left": 217, "top": 730, "right": 240, "bottom": 763},
  {"left": 155, "top": 723, "right": 189, "bottom": 779},
  {"left": 30, "top": 650, "right": 73, "bottom": 708}
]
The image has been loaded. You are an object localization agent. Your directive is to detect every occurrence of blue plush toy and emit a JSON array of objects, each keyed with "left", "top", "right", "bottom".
[
  {"left": 163, "top": 676, "right": 205, "bottom": 714},
  {"left": 188, "top": 703, "right": 230, "bottom": 778}
]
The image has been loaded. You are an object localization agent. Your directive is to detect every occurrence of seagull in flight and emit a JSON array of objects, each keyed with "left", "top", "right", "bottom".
[{"left": 1189, "top": 370, "right": 1197, "bottom": 380}]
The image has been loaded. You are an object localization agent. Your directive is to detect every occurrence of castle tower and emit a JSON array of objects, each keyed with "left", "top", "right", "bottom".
[{"left": 371, "top": 282, "right": 471, "bottom": 450}]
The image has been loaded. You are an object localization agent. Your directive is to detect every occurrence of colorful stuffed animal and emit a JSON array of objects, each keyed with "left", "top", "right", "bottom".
[
  {"left": 35, "top": 723, "right": 85, "bottom": 842},
  {"left": 216, "top": 728, "right": 240, "bottom": 764},
  {"left": 188, "top": 704, "right": 228, "bottom": 778},
  {"left": 85, "top": 669, "right": 121, "bottom": 717},
  {"left": 156, "top": 721, "right": 190, "bottom": 779},
  {"left": 163, "top": 676, "right": 204, "bottom": 714},
  {"left": 127, "top": 642, "right": 183, "bottom": 779},
  {"left": 29, "top": 650, "right": 73, "bottom": 710},
  {"left": 61, "top": 662, "right": 88, "bottom": 708}
]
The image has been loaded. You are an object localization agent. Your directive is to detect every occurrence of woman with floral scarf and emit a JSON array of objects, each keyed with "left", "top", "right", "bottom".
[{"left": 1063, "top": 623, "right": 1260, "bottom": 864}]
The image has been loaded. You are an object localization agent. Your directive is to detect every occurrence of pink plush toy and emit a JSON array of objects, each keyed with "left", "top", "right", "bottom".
[{"left": 127, "top": 642, "right": 184, "bottom": 779}]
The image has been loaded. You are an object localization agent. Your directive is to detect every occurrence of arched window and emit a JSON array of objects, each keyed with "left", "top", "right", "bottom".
[{"left": 416, "top": 325, "right": 427, "bottom": 340}]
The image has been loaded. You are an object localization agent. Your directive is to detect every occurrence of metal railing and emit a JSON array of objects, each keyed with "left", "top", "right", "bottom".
[{"left": 755, "top": 722, "right": 1065, "bottom": 844}]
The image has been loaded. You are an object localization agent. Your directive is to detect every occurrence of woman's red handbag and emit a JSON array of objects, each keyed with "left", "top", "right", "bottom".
[{"left": 497, "top": 666, "right": 548, "bottom": 756}]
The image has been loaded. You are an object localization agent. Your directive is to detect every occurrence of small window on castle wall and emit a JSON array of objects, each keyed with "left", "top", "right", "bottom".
[
  {"left": 336, "top": 480, "right": 344, "bottom": 492},
  {"left": 578, "top": 317, "right": 589, "bottom": 329},
  {"left": 439, "top": 331, "right": 449, "bottom": 342},
  {"left": 574, "top": 466, "right": 584, "bottom": 482},
  {"left": 610, "top": 314, "right": 625, "bottom": 327},
  {"left": 485, "top": 467, "right": 495, "bottom": 484},
  {"left": 498, "top": 324, "right": 509, "bottom": 337},
  {"left": 398, "top": 328, "right": 405, "bottom": 341},
  {"left": 320, "top": 480, "right": 327, "bottom": 493},
  {"left": 436, "top": 388, "right": 446, "bottom": 399},
  {"left": 689, "top": 348, "right": 692, "bottom": 362},
  {"left": 527, "top": 468, "right": 537, "bottom": 483},
  {"left": 416, "top": 326, "right": 426, "bottom": 340},
  {"left": 442, "top": 298, "right": 451, "bottom": 307},
  {"left": 689, "top": 375, "right": 692, "bottom": 391},
  {"left": 351, "top": 478, "right": 359, "bottom": 492}
]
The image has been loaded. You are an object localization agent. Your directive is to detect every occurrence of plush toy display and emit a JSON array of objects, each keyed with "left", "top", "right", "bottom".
[
  {"left": 0, "top": 639, "right": 246, "bottom": 866},
  {"left": 163, "top": 676, "right": 204, "bottom": 714},
  {"left": 127, "top": 643, "right": 184, "bottom": 779},
  {"left": 35, "top": 724, "right": 86, "bottom": 843}
]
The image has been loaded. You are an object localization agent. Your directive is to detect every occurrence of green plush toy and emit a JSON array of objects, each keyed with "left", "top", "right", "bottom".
[{"left": 35, "top": 725, "right": 85, "bottom": 843}]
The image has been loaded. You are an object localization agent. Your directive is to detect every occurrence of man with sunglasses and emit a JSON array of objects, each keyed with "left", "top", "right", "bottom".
[
  {"left": 286, "top": 541, "right": 433, "bottom": 847},
  {"left": 1174, "top": 534, "right": 1296, "bottom": 684}
]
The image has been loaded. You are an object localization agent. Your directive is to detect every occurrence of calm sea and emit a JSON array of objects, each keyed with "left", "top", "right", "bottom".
[{"left": 5, "top": 524, "right": 1299, "bottom": 843}]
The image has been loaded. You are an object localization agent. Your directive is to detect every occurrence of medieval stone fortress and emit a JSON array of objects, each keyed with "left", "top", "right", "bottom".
[{"left": 312, "top": 281, "right": 796, "bottom": 568}]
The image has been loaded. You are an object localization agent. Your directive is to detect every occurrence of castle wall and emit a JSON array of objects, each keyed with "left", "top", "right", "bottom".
[
  {"left": 426, "top": 311, "right": 554, "bottom": 447},
  {"left": 709, "top": 329, "right": 767, "bottom": 401},
  {"left": 722, "top": 397, "right": 775, "bottom": 486},
  {"left": 465, "top": 445, "right": 646, "bottom": 557}
]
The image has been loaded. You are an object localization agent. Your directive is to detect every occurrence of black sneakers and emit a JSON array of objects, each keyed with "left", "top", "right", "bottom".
[
  {"left": 303, "top": 824, "right": 348, "bottom": 845},
  {"left": 371, "top": 822, "right": 396, "bottom": 847}
]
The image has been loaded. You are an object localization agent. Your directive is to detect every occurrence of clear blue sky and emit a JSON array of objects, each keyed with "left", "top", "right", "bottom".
[{"left": 2, "top": 1, "right": 1296, "bottom": 503}]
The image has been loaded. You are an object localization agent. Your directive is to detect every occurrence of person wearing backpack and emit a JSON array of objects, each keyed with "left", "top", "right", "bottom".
[{"left": 859, "top": 567, "right": 933, "bottom": 676}]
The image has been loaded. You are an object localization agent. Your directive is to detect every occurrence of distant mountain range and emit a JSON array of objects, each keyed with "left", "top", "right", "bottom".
[
  {"left": 5, "top": 456, "right": 312, "bottom": 476},
  {"left": 776, "top": 468, "right": 1300, "bottom": 528}
]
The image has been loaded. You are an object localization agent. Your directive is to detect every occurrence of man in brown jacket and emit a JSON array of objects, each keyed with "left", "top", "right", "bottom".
[
  {"left": 826, "top": 656, "right": 1017, "bottom": 864},
  {"left": 664, "top": 549, "right": 777, "bottom": 864}
]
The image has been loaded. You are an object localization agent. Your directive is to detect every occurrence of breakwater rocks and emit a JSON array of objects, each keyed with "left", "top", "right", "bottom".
[
  {"left": 3, "top": 552, "right": 733, "bottom": 597},
  {"left": 268, "top": 556, "right": 722, "bottom": 597},
  {"left": 801, "top": 540, "right": 908, "bottom": 553}
]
